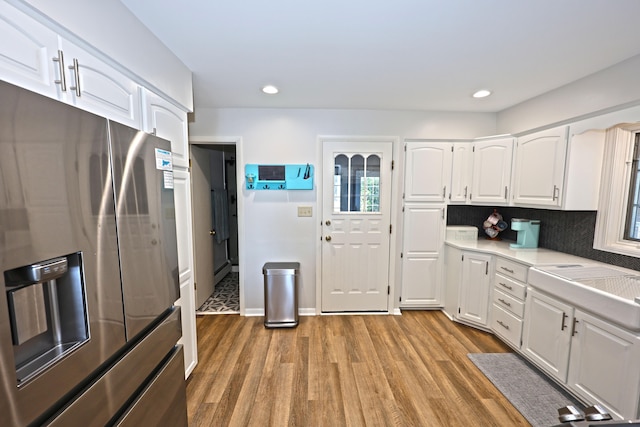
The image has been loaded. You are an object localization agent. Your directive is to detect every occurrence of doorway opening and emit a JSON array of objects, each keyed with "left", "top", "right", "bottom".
[{"left": 191, "top": 143, "right": 240, "bottom": 314}]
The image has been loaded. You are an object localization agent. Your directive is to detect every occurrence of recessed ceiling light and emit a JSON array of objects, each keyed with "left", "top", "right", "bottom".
[
  {"left": 473, "top": 89, "right": 492, "bottom": 98},
  {"left": 262, "top": 85, "right": 279, "bottom": 95}
]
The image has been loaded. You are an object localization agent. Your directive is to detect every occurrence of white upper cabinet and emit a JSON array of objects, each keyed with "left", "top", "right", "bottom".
[
  {"left": 142, "top": 90, "right": 190, "bottom": 168},
  {"left": 470, "top": 137, "right": 513, "bottom": 205},
  {"left": 512, "top": 126, "right": 568, "bottom": 208},
  {"left": 511, "top": 126, "right": 605, "bottom": 210},
  {"left": 449, "top": 142, "right": 473, "bottom": 204},
  {"left": 0, "top": 2, "right": 60, "bottom": 98},
  {"left": 59, "top": 39, "right": 141, "bottom": 129},
  {"left": 0, "top": 2, "right": 141, "bottom": 129},
  {"left": 403, "top": 142, "right": 452, "bottom": 202}
]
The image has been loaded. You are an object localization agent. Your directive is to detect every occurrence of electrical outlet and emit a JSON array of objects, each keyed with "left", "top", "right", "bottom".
[{"left": 298, "top": 206, "right": 312, "bottom": 217}]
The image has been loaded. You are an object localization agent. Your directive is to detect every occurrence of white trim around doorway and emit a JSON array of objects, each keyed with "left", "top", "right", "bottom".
[{"left": 189, "top": 135, "right": 246, "bottom": 316}]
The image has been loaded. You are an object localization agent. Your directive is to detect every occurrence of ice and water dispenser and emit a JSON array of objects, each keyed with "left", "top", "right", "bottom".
[{"left": 4, "top": 252, "right": 88, "bottom": 385}]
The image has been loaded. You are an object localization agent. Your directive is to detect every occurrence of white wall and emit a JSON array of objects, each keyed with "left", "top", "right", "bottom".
[
  {"left": 497, "top": 54, "right": 640, "bottom": 135},
  {"left": 13, "top": 0, "right": 193, "bottom": 110},
  {"left": 189, "top": 108, "right": 496, "bottom": 312}
]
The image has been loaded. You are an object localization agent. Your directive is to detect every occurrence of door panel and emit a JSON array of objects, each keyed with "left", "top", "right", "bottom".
[
  {"left": 321, "top": 141, "right": 392, "bottom": 312},
  {"left": 190, "top": 145, "right": 216, "bottom": 308}
]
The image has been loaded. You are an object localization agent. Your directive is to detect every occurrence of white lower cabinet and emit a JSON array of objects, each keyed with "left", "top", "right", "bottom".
[
  {"left": 444, "top": 247, "right": 492, "bottom": 328},
  {"left": 457, "top": 252, "right": 492, "bottom": 328},
  {"left": 491, "top": 257, "right": 528, "bottom": 349},
  {"left": 522, "top": 287, "right": 573, "bottom": 382},
  {"left": 567, "top": 309, "right": 640, "bottom": 420},
  {"left": 523, "top": 287, "right": 640, "bottom": 420},
  {"left": 400, "top": 203, "right": 445, "bottom": 307}
]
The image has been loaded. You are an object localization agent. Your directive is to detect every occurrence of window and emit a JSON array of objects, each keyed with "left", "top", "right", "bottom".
[
  {"left": 332, "top": 153, "right": 381, "bottom": 213},
  {"left": 624, "top": 133, "right": 640, "bottom": 241},
  {"left": 594, "top": 123, "right": 640, "bottom": 256}
]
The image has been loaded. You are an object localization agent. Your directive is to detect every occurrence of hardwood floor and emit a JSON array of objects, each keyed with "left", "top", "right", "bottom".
[{"left": 186, "top": 311, "right": 530, "bottom": 426}]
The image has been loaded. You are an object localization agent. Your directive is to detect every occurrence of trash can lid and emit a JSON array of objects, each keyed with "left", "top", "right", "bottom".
[{"left": 263, "top": 262, "right": 300, "bottom": 275}]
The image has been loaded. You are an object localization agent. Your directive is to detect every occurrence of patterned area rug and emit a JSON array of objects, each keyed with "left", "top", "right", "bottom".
[
  {"left": 468, "top": 353, "right": 584, "bottom": 427},
  {"left": 196, "top": 272, "right": 239, "bottom": 314}
]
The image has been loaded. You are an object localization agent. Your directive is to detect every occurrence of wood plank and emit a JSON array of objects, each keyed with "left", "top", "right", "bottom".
[{"left": 186, "top": 311, "right": 531, "bottom": 426}]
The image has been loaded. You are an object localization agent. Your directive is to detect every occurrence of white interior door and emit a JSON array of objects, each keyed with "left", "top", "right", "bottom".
[
  {"left": 321, "top": 140, "right": 393, "bottom": 312},
  {"left": 190, "top": 145, "right": 215, "bottom": 308}
]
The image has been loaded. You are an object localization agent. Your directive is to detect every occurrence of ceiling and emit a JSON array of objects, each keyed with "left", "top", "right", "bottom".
[{"left": 120, "top": 0, "right": 640, "bottom": 113}]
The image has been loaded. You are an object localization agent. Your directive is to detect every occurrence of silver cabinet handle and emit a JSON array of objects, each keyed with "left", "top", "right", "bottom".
[
  {"left": 552, "top": 185, "right": 559, "bottom": 201},
  {"left": 52, "top": 50, "right": 67, "bottom": 91},
  {"left": 571, "top": 318, "right": 579, "bottom": 336},
  {"left": 325, "top": 235, "right": 332, "bottom": 242},
  {"left": 500, "top": 266, "right": 514, "bottom": 274},
  {"left": 68, "top": 58, "right": 81, "bottom": 97},
  {"left": 498, "top": 298, "right": 511, "bottom": 307},
  {"left": 498, "top": 282, "right": 513, "bottom": 290},
  {"left": 561, "top": 312, "right": 568, "bottom": 330},
  {"left": 504, "top": 186, "right": 508, "bottom": 200},
  {"left": 497, "top": 320, "right": 510, "bottom": 330},
  {"left": 442, "top": 186, "right": 446, "bottom": 199},
  {"left": 464, "top": 186, "right": 468, "bottom": 199}
]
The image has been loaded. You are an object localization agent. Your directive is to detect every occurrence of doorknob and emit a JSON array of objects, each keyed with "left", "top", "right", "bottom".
[
  {"left": 325, "top": 220, "right": 331, "bottom": 226},
  {"left": 325, "top": 235, "right": 332, "bottom": 242},
  {"left": 210, "top": 230, "right": 216, "bottom": 236}
]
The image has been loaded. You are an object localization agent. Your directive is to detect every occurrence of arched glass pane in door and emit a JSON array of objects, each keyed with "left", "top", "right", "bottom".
[{"left": 332, "top": 153, "right": 381, "bottom": 213}]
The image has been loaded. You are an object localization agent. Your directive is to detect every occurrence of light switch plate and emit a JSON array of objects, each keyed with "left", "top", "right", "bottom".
[{"left": 298, "top": 206, "right": 312, "bottom": 217}]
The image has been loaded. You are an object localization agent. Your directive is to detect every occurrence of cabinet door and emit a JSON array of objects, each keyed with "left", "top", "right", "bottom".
[
  {"left": 512, "top": 126, "right": 568, "bottom": 207},
  {"left": 470, "top": 137, "right": 513, "bottom": 204},
  {"left": 172, "top": 168, "right": 198, "bottom": 378},
  {"left": 0, "top": 2, "right": 61, "bottom": 99},
  {"left": 400, "top": 203, "right": 445, "bottom": 307},
  {"left": 458, "top": 252, "right": 492, "bottom": 327},
  {"left": 522, "top": 287, "right": 573, "bottom": 382},
  {"left": 403, "top": 142, "right": 452, "bottom": 202},
  {"left": 449, "top": 142, "right": 473, "bottom": 204},
  {"left": 59, "top": 39, "right": 141, "bottom": 129},
  {"left": 443, "top": 245, "right": 462, "bottom": 319},
  {"left": 568, "top": 309, "right": 640, "bottom": 420},
  {"left": 142, "top": 90, "right": 190, "bottom": 168}
]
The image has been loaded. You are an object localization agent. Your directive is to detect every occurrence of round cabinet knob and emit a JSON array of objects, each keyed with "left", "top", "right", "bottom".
[
  {"left": 325, "top": 235, "right": 332, "bottom": 242},
  {"left": 210, "top": 230, "right": 216, "bottom": 236},
  {"left": 325, "top": 220, "right": 331, "bottom": 226}
]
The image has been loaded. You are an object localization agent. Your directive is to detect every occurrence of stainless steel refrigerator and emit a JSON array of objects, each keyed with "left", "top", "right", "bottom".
[{"left": 0, "top": 80, "right": 187, "bottom": 426}]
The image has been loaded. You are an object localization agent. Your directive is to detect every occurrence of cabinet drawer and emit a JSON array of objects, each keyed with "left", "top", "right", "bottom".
[
  {"left": 492, "top": 305, "right": 523, "bottom": 349},
  {"left": 495, "top": 257, "right": 528, "bottom": 283},
  {"left": 493, "top": 288, "right": 525, "bottom": 318},
  {"left": 494, "top": 273, "right": 526, "bottom": 300}
]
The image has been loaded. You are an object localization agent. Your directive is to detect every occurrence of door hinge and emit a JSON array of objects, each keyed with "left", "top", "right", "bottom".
[
  {"left": 458, "top": 307, "right": 461, "bottom": 314},
  {"left": 402, "top": 206, "right": 405, "bottom": 212},
  {"left": 193, "top": 281, "right": 197, "bottom": 290},
  {"left": 399, "top": 296, "right": 402, "bottom": 302},
  {"left": 387, "top": 286, "right": 390, "bottom": 295},
  {"left": 389, "top": 224, "right": 392, "bottom": 234},
  {"left": 404, "top": 144, "right": 407, "bottom": 152},
  {"left": 451, "top": 146, "right": 454, "bottom": 152},
  {"left": 189, "top": 158, "right": 192, "bottom": 168},
  {"left": 461, "top": 254, "right": 464, "bottom": 261},
  {"left": 402, "top": 192, "right": 405, "bottom": 199},
  {"left": 391, "top": 160, "right": 395, "bottom": 170},
  {"left": 400, "top": 252, "right": 403, "bottom": 258}
]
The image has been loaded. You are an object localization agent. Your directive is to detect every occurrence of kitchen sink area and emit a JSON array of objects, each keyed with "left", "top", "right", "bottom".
[{"left": 529, "top": 264, "right": 640, "bottom": 331}]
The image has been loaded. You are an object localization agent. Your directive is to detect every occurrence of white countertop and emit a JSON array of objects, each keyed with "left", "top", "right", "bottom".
[{"left": 445, "top": 238, "right": 591, "bottom": 267}]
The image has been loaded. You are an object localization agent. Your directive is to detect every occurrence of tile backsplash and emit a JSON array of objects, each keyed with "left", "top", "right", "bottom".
[{"left": 447, "top": 205, "right": 640, "bottom": 271}]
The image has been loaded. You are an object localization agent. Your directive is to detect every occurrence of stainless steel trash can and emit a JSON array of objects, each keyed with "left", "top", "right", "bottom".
[{"left": 263, "top": 262, "right": 299, "bottom": 328}]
